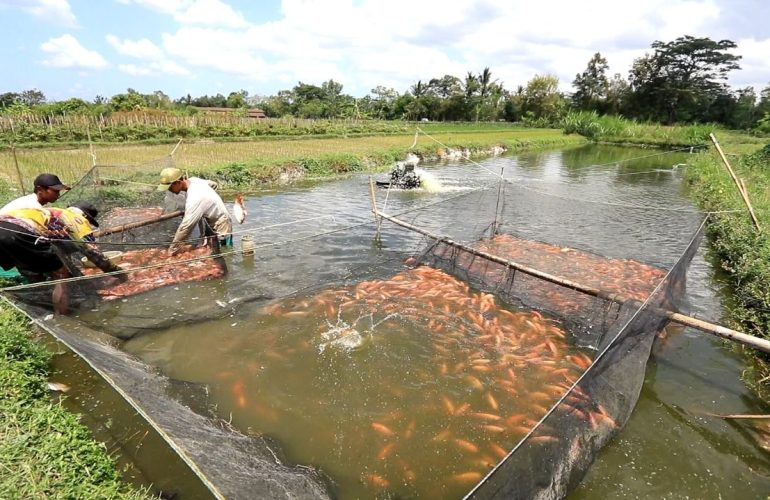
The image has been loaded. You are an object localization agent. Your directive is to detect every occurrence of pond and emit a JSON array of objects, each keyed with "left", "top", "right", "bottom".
[{"left": 51, "top": 144, "right": 770, "bottom": 498}]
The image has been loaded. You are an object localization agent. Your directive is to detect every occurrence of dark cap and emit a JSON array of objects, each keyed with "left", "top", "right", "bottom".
[
  {"left": 69, "top": 201, "right": 99, "bottom": 227},
  {"left": 34, "top": 173, "right": 70, "bottom": 191}
]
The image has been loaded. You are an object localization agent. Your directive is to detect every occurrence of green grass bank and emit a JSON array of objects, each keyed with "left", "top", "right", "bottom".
[
  {"left": 566, "top": 111, "right": 770, "bottom": 399},
  {"left": 0, "top": 303, "right": 151, "bottom": 499},
  {"left": 682, "top": 142, "right": 770, "bottom": 399},
  {"left": 0, "top": 124, "right": 586, "bottom": 193}
]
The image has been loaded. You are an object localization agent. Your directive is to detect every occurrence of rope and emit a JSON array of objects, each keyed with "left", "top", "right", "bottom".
[
  {"left": 86, "top": 213, "right": 340, "bottom": 248},
  {"left": 568, "top": 146, "right": 697, "bottom": 172},
  {"left": 415, "top": 126, "right": 504, "bottom": 180},
  {"left": 492, "top": 167, "right": 505, "bottom": 236},
  {"left": 97, "top": 177, "right": 158, "bottom": 188},
  {"left": 1, "top": 213, "right": 341, "bottom": 250},
  {"left": 409, "top": 128, "right": 724, "bottom": 215},
  {"left": 0, "top": 215, "right": 379, "bottom": 292},
  {"left": 513, "top": 182, "right": 704, "bottom": 213}
]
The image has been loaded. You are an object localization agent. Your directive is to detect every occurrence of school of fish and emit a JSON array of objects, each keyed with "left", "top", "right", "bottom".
[
  {"left": 206, "top": 235, "right": 667, "bottom": 499},
  {"left": 427, "top": 234, "right": 669, "bottom": 319},
  {"left": 82, "top": 244, "right": 225, "bottom": 300}
]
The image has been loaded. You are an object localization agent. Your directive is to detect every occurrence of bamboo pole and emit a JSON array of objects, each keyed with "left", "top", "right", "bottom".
[
  {"left": 706, "top": 413, "right": 770, "bottom": 420},
  {"left": 368, "top": 176, "right": 378, "bottom": 222},
  {"left": 93, "top": 210, "right": 183, "bottom": 238},
  {"left": 709, "top": 133, "right": 761, "bottom": 232},
  {"left": 11, "top": 145, "right": 25, "bottom": 192},
  {"left": 375, "top": 210, "right": 770, "bottom": 354}
]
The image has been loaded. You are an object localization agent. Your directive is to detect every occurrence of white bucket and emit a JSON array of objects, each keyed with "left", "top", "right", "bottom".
[
  {"left": 241, "top": 235, "right": 255, "bottom": 255},
  {"left": 81, "top": 250, "right": 123, "bottom": 268}
]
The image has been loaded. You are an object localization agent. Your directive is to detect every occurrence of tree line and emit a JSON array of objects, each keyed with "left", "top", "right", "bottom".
[{"left": 2, "top": 35, "right": 769, "bottom": 133}]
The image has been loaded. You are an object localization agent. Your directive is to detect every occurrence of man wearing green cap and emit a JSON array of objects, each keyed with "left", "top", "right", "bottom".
[{"left": 157, "top": 167, "right": 232, "bottom": 255}]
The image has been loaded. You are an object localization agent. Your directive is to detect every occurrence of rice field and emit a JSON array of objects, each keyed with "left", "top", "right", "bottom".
[{"left": 0, "top": 128, "right": 580, "bottom": 191}]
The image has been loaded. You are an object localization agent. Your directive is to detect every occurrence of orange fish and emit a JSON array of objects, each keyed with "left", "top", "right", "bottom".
[
  {"left": 366, "top": 473, "right": 390, "bottom": 488},
  {"left": 531, "top": 435, "right": 559, "bottom": 444},
  {"left": 454, "top": 438, "right": 479, "bottom": 453},
  {"left": 485, "top": 392, "right": 499, "bottom": 411},
  {"left": 488, "top": 443, "right": 509, "bottom": 459},
  {"left": 371, "top": 422, "right": 395, "bottom": 437},
  {"left": 470, "top": 412, "right": 501, "bottom": 421},
  {"left": 441, "top": 395, "right": 456, "bottom": 414},
  {"left": 451, "top": 471, "right": 483, "bottom": 483},
  {"left": 377, "top": 442, "right": 398, "bottom": 460}
]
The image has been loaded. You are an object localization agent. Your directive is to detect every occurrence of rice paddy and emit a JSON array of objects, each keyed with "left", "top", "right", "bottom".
[{"left": 0, "top": 127, "right": 582, "bottom": 192}]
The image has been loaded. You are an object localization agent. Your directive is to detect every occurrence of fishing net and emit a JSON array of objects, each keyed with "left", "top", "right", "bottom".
[
  {"left": 0, "top": 153, "right": 707, "bottom": 499},
  {"left": 419, "top": 222, "right": 703, "bottom": 499},
  {"left": 2, "top": 160, "right": 335, "bottom": 498}
]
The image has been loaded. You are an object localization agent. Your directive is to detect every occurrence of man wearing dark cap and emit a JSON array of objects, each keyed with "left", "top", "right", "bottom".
[
  {"left": 0, "top": 201, "right": 125, "bottom": 314},
  {"left": 0, "top": 173, "right": 70, "bottom": 214}
]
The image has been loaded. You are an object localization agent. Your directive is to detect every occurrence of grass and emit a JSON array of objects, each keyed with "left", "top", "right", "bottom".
[
  {"left": 0, "top": 303, "right": 152, "bottom": 499},
  {"left": 0, "top": 125, "right": 585, "bottom": 193},
  {"left": 682, "top": 137, "right": 770, "bottom": 400},
  {"left": 561, "top": 110, "right": 718, "bottom": 147},
  {"left": 559, "top": 113, "right": 770, "bottom": 401}
]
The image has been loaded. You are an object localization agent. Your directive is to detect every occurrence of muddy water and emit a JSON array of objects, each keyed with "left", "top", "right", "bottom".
[{"left": 73, "top": 144, "right": 769, "bottom": 498}]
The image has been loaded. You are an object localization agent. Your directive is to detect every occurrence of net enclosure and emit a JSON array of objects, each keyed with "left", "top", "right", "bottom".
[{"left": 0, "top": 155, "right": 709, "bottom": 499}]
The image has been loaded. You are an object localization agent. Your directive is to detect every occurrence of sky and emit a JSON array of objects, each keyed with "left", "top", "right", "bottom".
[{"left": 1, "top": 0, "right": 769, "bottom": 103}]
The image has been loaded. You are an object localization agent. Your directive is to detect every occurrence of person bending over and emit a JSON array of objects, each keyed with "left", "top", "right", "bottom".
[
  {"left": 0, "top": 201, "right": 125, "bottom": 314},
  {"left": 157, "top": 167, "right": 233, "bottom": 255}
]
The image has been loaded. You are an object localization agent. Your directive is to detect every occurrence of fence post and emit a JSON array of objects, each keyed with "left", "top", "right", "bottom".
[
  {"left": 11, "top": 145, "right": 25, "bottom": 192},
  {"left": 709, "top": 133, "right": 761, "bottom": 233}
]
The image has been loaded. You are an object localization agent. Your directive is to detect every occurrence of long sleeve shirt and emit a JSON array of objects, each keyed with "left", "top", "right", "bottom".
[
  {"left": 0, "top": 194, "right": 42, "bottom": 214},
  {"left": 169, "top": 177, "right": 232, "bottom": 253},
  {"left": 0, "top": 207, "right": 94, "bottom": 241}
]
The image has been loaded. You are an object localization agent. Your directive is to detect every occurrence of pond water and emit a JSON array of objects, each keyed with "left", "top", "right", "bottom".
[{"left": 58, "top": 144, "right": 770, "bottom": 498}]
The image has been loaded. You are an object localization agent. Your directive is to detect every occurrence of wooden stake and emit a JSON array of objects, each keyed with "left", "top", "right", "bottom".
[
  {"left": 368, "top": 176, "right": 377, "bottom": 220},
  {"left": 11, "top": 145, "right": 25, "bottom": 192},
  {"left": 709, "top": 133, "right": 761, "bottom": 232},
  {"left": 706, "top": 413, "right": 770, "bottom": 420},
  {"left": 376, "top": 210, "right": 770, "bottom": 354}
]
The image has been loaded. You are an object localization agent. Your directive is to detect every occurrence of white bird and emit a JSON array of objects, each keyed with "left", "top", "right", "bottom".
[{"left": 233, "top": 193, "right": 246, "bottom": 224}]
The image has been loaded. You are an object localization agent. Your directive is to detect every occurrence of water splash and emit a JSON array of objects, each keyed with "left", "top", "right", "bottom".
[
  {"left": 416, "top": 169, "right": 442, "bottom": 192},
  {"left": 317, "top": 311, "right": 399, "bottom": 353}
]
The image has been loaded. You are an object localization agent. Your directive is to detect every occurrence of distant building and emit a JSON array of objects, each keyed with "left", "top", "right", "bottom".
[{"left": 246, "top": 108, "right": 267, "bottom": 119}]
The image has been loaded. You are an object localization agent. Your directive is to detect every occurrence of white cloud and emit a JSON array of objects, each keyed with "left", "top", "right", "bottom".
[
  {"left": 118, "top": 63, "right": 152, "bottom": 76},
  {"left": 106, "top": 35, "right": 165, "bottom": 60},
  {"left": 2, "top": 0, "right": 78, "bottom": 27},
  {"left": 114, "top": 0, "right": 189, "bottom": 15},
  {"left": 118, "top": 60, "right": 191, "bottom": 77},
  {"left": 154, "top": 60, "right": 191, "bottom": 76},
  {"left": 730, "top": 37, "right": 770, "bottom": 90},
  {"left": 117, "top": 0, "right": 248, "bottom": 27},
  {"left": 0, "top": 0, "right": 77, "bottom": 28},
  {"left": 161, "top": 28, "right": 266, "bottom": 74},
  {"left": 41, "top": 34, "right": 108, "bottom": 69},
  {"left": 176, "top": 0, "right": 248, "bottom": 28},
  {"left": 90, "top": 0, "right": 770, "bottom": 97}
]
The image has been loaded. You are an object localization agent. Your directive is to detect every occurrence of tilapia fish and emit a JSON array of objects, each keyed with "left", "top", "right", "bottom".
[{"left": 233, "top": 193, "right": 246, "bottom": 224}]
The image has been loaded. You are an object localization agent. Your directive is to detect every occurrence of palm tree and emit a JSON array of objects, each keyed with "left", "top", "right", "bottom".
[
  {"left": 411, "top": 80, "right": 426, "bottom": 98},
  {"left": 476, "top": 67, "right": 497, "bottom": 122}
]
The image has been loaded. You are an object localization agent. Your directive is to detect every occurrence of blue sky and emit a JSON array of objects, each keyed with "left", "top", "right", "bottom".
[{"left": 1, "top": 0, "right": 769, "bottom": 102}]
